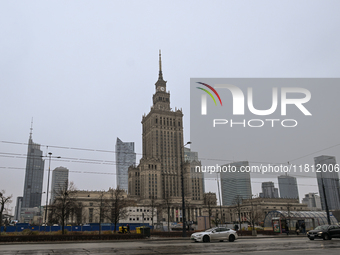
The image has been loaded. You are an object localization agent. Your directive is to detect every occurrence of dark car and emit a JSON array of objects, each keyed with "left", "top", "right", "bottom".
[{"left": 307, "top": 225, "right": 340, "bottom": 240}]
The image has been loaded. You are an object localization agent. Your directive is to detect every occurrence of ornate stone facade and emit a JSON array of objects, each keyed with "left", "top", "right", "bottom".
[
  {"left": 201, "top": 197, "right": 309, "bottom": 224},
  {"left": 128, "top": 51, "right": 205, "bottom": 222}
]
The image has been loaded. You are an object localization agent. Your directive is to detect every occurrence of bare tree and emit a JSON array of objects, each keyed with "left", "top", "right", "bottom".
[
  {"left": 247, "top": 198, "right": 262, "bottom": 236},
  {"left": 50, "top": 181, "right": 77, "bottom": 234},
  {"left": 203, "top": 193, "right": 215, "bottom": 228},
  {"left": 148, "top": 196, "right": 157, "bottom": 230},
  {"left": 104, "top": 187, "right": 131, "bottom": 233},
  {"left": 213, "top": 209, "right": 220, "bottom": 227},
  {"left": 97, "top": 192, "right": 107, "bottom": 235},
  {"left": 0, "top": 190, "right": 12, "bottom": 226},
  {"left": 232, "top": 195, "right": 243, "bottom": 230}
]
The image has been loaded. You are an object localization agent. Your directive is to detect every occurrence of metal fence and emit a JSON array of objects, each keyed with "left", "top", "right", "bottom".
[{"left": 0, "top": 223, "right": 151, "bottom": 233}]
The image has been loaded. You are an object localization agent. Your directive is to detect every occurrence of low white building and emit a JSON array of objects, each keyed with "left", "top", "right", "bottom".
[{"left": 121, "top": 206, "right": 157, "bottom": 225}]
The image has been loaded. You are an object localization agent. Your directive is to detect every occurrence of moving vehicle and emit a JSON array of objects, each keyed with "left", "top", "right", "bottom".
[
  {"left": 307, "top": 225, "right": 340, "bottom": 240},
  {"left": 191, "top": 227, "right": 238, "bottom": 242}
]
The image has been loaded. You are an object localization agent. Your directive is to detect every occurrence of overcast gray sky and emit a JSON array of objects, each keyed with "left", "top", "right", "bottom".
[{"left": 1, "top": 1, "right": 340, "bottom": 211}]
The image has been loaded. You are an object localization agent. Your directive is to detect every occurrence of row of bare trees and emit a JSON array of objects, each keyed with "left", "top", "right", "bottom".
[
  {"left": 48, "top": 182, "right": 131, "bottom": 234},
  {"left": 232, "top": 195, "right": 266, "bottom": 231},
  {"left": 203, "top": 194, "right": 266, "bottom": 230}
]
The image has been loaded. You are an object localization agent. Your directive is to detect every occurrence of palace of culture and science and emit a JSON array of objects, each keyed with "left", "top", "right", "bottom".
[{"left": 128, "top": 52, "right": 205, "bottom": 222}]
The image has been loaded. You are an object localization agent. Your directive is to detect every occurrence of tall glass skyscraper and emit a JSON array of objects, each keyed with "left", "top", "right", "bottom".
[
  {"left": 315, "top": 155, "right": 340, "bottom": 210},
  {"left": 259, "top": 181, "right": 279, "bottom": 198},
  {"left": 221, "top": 161, "right": 252, "bottom": 206},
  {"left": 115, "top": 137, "right": 136, "bottom": 191},
  {"left": 278, "top": 175, "right": 299, "bottom": 199},
  {"left": 22, "top": 130, "right": 45, "bottom": 208},
  {"left": 51, "top": 166, "right": 69, "bottom": 202}
]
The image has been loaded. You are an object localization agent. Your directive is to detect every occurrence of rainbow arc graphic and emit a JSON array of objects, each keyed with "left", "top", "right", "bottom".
[{"left": 196, "top": 82, "right": 222, "bottom": 106}]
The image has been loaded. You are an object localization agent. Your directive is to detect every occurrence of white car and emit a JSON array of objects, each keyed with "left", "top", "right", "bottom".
[{"left": 191, "top": 227, "right": 238, "bottom": 242}]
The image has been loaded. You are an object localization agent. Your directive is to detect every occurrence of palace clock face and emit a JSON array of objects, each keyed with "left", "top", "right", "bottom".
[{"left": 161, "top": 87, "right": 165, "bottom": 91}]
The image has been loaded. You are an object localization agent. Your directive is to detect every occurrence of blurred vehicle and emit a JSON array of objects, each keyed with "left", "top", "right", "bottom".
[
  {"left": 307, "top": 225, "right": 340, "bottom": 240},
  {"left": 191, "top": 227, "right": 238, "bottom": 243}
]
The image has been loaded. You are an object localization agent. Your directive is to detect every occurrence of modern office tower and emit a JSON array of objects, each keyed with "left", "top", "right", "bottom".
[
  {"left": 302, "top": 193, "right": 322, "bottom": 210},
  {"left": 116, "top": 138, "right": 136, "bottom": 191},
  {"left": 278, "top": 175, "right": 299, "bottom": 199},
  {"left": 14, "top": 196, "right": 23, "bottom": 220},
  {"left": 22, "top": 128, "right": 45, "bottom": 208},
  {"left": 315, "top": 155, "right": 340, "bottom": 210},
  {"left": 128, "top": 52, "right": 204, "bottom": 223},
  {"left": 51, "top": 166, "right": 69, "bottom": 202},
  {"left": 220, "top": 161, "right": 252, "bottom": 206},
  {"left": 184, "top": 148, "right": 205, "bottom": 194},
  {"left": 259, "top": 181, "right": 279, "bottom": 198},
  {"left": 184, "top": 147, "right": 198, "bottom": 162}
]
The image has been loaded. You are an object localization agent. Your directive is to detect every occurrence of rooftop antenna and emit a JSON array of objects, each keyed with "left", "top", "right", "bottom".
[
  {"left": 158, "top": 49, "right": 163, "bottom": 80},
  {"left": 29, "top": 117, "right": 33, "bottom": 139},
  {"left": 286, "top": 162, "right": 289, "bottom": 176}
]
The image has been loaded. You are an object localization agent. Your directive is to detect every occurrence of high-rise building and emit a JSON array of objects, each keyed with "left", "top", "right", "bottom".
[
  {"left": 115, "top": 138, "right": 136, "bottom": 191},
  {"left": 51, "top": 166, "right": 69, "bottom": 202},
  {"left": 128, "top": 52, "right": 204, "bottom": 222},
  {"left": 315, "top": 155, "right": 340, "bottom": 210},
  {"left": 259, "top": 181, "right": 279, "bottom": 198},
  {"left": 184, "top": 148, "right": 205, "bottom": 195},
  {"left": 278, "top": 175, "right": 299, "bottom": 199},
  {"left": 14, "top": 196, "right": 23, "bottom": 220},
  {"left": 184, "top": 147, "right": 198, "bottom": 162},
  {"left": 302, "top": 193, "right": 322, "bottom": 210},
  {"left": 22, "top": 128, "right": 45, "bottom": 208},
  {"left": 221, "top": 161, "right": 252, "bottom": 206}
]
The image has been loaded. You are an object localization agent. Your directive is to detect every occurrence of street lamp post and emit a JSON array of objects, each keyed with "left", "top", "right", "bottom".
[
  {"left": 44, "top": 152, "right": 52, "bottom": 225},
  {"left": 181, "top": 141, "right": 191, "bottom": 237},
  {"left": 217, "top": 172, "right": 223, "bottom": 225},
  {"left": 43, "top": 152, "right": 61, "bottom": 225}
]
